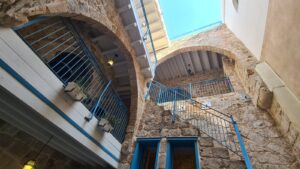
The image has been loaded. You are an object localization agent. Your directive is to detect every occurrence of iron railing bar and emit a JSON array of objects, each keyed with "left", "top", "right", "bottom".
[
  {"left": 51, "top": 47, "right": 82, "bottom": 71},
  {"left": 36, "top": 31, "right": 71, "bottom": 52},
  {"left": 42, "top": 38, "right": 75, "bottom": 59},
  {"left": 84, "top": 76, "right": 105, "bottom": 97},
  {"left": 75, "top": 64, "right": 93, "bottom": 86},
  {"left": 85, "top": 80, "right": 112, "bottom": 121},
  {"left": 92, "top": 85, "right": 110, "bottom": 110},
  {"left": 61, "top": 55, "right": 87, "bottom": 80},
  {"left": 84, "top": 79, "right": 106, "bottom": 106},
  {"left": 23, "top": 21, "right": 63, "bottom": 39},
  {"left": 152, "top": 80, "right": 232, "bottom": 118},
  {"left": 72, "top": 62, "right": 92, "bottom": 84},
  {"left": 30, "top": 26, "right": 67, "bottom": 46}
]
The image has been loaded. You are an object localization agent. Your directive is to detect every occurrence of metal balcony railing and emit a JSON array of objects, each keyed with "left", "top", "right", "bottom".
[
  {"left": 145, "top": 80, "right": 253, "bottom": 169},
  {"left": 139, "top": 0, "right": 158, "bottom": 73},
  {"left": 14, "top": 17, "right": 128, "bottom": 143},
  {"left": 174, "top": 77, "right": 234, "bottom": 99}
]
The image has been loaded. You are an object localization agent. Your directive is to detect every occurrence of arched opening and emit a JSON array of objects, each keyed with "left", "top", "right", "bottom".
[
  {"left": 155, "top": 49, "right": 235, "bottom": 98},
  {"left": 14, "top": 16, "right": 139, "bottom": 142}
]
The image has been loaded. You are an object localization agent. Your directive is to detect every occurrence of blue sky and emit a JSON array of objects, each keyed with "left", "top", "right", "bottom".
[{"left": 158, "top": 0, "right": 222, "bottom": 40}]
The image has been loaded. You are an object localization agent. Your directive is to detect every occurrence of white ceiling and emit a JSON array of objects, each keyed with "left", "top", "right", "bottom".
[{"left": 134, "top": 0, "right": 169, "bottom": 51}]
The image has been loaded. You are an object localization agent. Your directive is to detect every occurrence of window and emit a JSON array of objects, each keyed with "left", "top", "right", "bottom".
[
  {"left": 232, "top": 0, "right": 239, "bottom": 11},
  {"left": 166, "top": 138, "right": 200, "bottom": 169},
  {"left": 131, "top": 138, "right": 160, "bottom": 169}
]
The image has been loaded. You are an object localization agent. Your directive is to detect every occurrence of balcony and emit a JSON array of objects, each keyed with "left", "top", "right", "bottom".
[{"left": 0, "top": 15, "right": 147, "bottom": 167}]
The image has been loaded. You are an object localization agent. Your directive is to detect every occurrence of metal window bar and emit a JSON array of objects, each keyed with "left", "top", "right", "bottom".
[
  {"left": 14, "top": 17, "right": 128, "bottom": 143},
  {"left": 145, "top": 80, "right": 252, "bottom": 168}
]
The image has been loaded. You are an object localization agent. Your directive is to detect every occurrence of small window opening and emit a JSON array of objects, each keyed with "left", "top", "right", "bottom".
[{"left": 232, "top": 0, "right": 239, "bottom": 11}]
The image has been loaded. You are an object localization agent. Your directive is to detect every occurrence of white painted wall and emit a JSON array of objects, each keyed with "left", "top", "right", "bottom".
[{"left": 223, "top": 0, "right": 269, "bottom": 60}]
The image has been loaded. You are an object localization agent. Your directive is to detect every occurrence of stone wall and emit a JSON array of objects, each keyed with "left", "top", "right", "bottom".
[
  {"left": 193, "top": 67, "right": 300, "bottom": 168},
  {"left": 158, "top": 69, "right": 224, "bottom": 87},
  {"left": 119, "top": 100, "right": 246, "bottom": 169},
  {"left": 121, "top": 58, "right": 300, "bottom": 168},
  {"left": 269, "top": 96, "right": 300, "bottom": 163},
  {"left": 0, "top": 119, "right": 109, "bottom": 169}
]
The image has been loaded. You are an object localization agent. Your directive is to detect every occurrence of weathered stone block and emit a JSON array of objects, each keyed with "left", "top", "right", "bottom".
[
  {"left": 292, "top": 136, "right": 300, "bottom": 162},
  {"left": 158, "top": 154, "right": 166, "bottom": 169},
  {"left": 211, "top": 147, "right": 230, "bottom": 159},
  {"left": 181, "top": 128, "right": 198, "bottom": 136},
  {"left": 200, "top": 137, "right": 214, "bottom": 147},
  {"left": 257, "top": 86, "right": 273, "bottom": 110},
  {"left": 287, "top": 124, "right": 299, "bottom": 145},
  {"left": 118, "top": 163, "right": 130, "bottom": 169},
  {"left": 200, "top": 147, "right": 213, "bottom": 158},
  {"left": 229, "top": 160, "right": 246, "bottom": 169},
  {"left": 201, "top": 158, "right": 229, "bottom": 169},
  {"left": 161, "top": 128, "right": 181, "bottom": 137}
]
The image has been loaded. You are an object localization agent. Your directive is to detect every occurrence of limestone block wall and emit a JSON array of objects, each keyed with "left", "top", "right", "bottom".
[
  {"left": 119, "top": 101, "right": 246, "bottom": 169},
  {"left": 158, "top": 69, "right": 225, "bottom": 87},
  {"left": 193, "top": 68, "right": 300, "bottom": 168},
  {"left": 120, "top": 58, "right": 300, "bottom": 168},
  {"left": 0, "top": 119, "right": 105, "bottom": 169}
]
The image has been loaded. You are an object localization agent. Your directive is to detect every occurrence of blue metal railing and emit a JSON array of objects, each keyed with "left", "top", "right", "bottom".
[
  {"left": 167, "top": 76, "right": 234, "bottom": 99},
  {"left": 146, "top": 80, "right": 253, "bottom": 168},
  {"left": 139, "top": 0, "right": 158, "bottom": 73},
  {"left": 14, "top": 17, "right": 128, "bottom": 142}
]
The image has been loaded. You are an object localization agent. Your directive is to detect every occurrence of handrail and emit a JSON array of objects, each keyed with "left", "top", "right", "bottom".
[
  {"left": 148, "top": 80, "right": 232, "bottom": 118},
  {"left": 140, "top": 0, "right": 158, "bottom": 71},
  {"left": 145, "top": 79, "right": 253, "bottom": 168},
  {"left": 231, "top": 116, "right": 253, "bottom": 169}
]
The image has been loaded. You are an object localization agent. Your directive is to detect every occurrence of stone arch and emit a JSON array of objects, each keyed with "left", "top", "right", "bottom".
[
  {"left": 1, "top": 0, "right": 143, "bottom": 136},
  {"left": 158, "top": 45, "right": 237, "bottom": 66}
]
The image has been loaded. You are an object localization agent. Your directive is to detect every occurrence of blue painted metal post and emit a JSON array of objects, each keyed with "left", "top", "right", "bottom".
[
  {"left": 172, "top": 89, "right": 177, "bottom": 122},
  {"left": 144, "top": 80, "right": 153, "bottom": 100},
  {"left": 230, "top": 116, "right": 253, "bottom": 169},
  {"left": 166, "top": 142, "right": 171, "bottom": 169},
  {"left": 157, "top": 88, "right": 162, "bottom": 104},
  {"left": 154, "top": 142, "right": 161, "bottom": 169},
  {"left": 85, "top": 80, "right": 112, "bottom": 121},
  {"left": 130, "top": 142, "right": 140, "bottom": 169},
  {"left": 189, "top": 83, "right": 192, "bottom": 99},
  {"left": 194, "top": 141, "right": 200, "bottom": 169}
]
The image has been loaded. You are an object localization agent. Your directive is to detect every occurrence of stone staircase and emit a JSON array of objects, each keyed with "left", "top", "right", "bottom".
[
  {"left": 161, "top": 107, "right": 246, "bottom": 169},
  {"left": 145, "top": 80, "right": 253, "bottom": 168}
]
